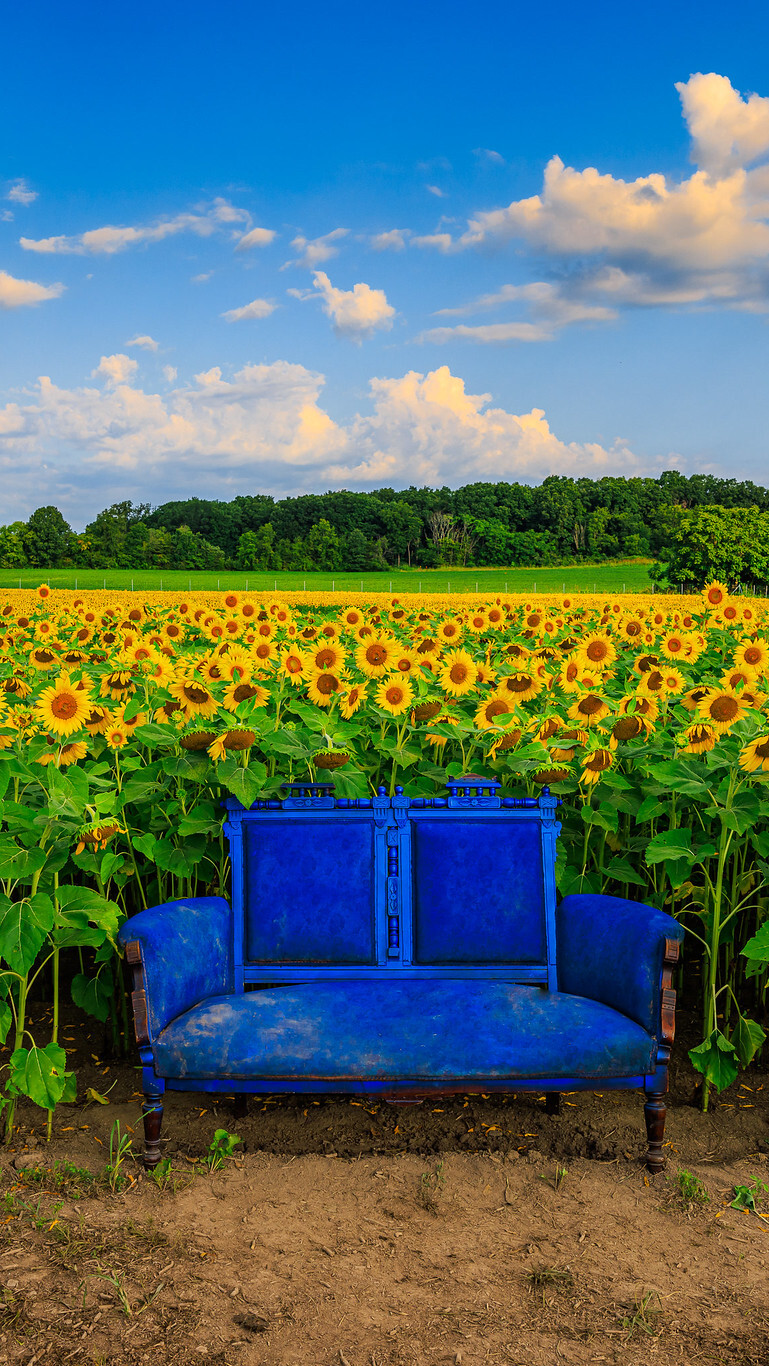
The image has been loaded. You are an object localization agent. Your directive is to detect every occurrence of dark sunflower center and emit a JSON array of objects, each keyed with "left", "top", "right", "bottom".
[
  {"left": 51, "top": 694, "right": 77, "bottom": 720},
  {"left": 579, "top": 695, "right": 604, "bottom": 715},
  {"left": 183, "top": 684, "right": 210, "bottom": 704},
  {"left": 711, "top": 696, "right": 739, "bottom": 721}
]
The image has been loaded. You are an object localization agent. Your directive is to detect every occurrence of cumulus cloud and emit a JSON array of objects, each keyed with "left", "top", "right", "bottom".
[
  {"left": 370, "top": 229, "right": 410, "bottom": 251},
  {"left": 284, "top": 228, "right": 349, "bottom": 269},
  {"left": 0, "top": 358, "right": 679, "bottom": 523},
  {"left": 19, "top": 198, "right": 249, "bottom": 255},
  {"left": 415, "top": 73, "right": 769, "bottom": 329},
  {"left": 290, "top": 271, "right": 395, "bottom": 340},
  {"left": 0, "top": 270, "right": 65, "bottom": 309},
  {"left": 221, "top": 298, "right": 276, "bottom": 322},
  {"left": 236, "top": 226, "right": 277, "bottom": 250},
  {"left": 92, "top": 354, "right": 138, "bottom": 387},
  {"left": 7, "top": 178, "right": 37, "bottom": 205},
  {"left": 126, "top": 334, "right": 159, "bottom": 351}
]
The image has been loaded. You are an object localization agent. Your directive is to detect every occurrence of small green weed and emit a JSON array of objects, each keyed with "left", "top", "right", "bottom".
[
  {"left": 204, "top": 1128, "right": 242, "bottom": 1172},
  {"left": 418, "top": 1160, "right": 446, "bottom": 1215},
  {"left": 730, "top": 1175, "right": 769, "bottom": 1213},
  {"left": 101, "top": 1120, "right": 134, "bottom": 1192},
  {"left": 676, "top": 1168, "right": 710, "bottom": 1209},
  {"left": 621, "top": 1289, "right": 663, "bottom": 1340},
  {"left": 16, "top": 1159, "right": 95, "bottom": 1199},
  {"left": 540, "top": 1164, "right": 568, "bottom": 1191}
]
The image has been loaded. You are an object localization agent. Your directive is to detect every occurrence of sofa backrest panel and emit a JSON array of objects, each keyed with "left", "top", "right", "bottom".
[
  {"left": 410, "top": 815, "right": 546, "bottom": 965},
  {"left": 243, "top": 816, "right": 376, "bottom": 964}
]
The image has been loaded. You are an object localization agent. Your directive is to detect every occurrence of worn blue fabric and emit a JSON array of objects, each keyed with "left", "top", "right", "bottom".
[
  {"left": 117, "top": 897, "right": 233, "bottom": 1040},
  {"left": 411, "top": 817, "right": 546, "bottom": 963},
  {"left": 244, "top": 819, "right": 376, "bottom": 963},
  {"left": 152, "top": 980, "right": 656, "bottom": 1081},
  {"left": 556, "top": 894, "right": 684, "bottom": 1035}
]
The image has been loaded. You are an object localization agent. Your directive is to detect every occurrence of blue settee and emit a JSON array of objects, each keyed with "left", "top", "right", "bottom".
[{"left": 119, "top": 776, "right": 683, "bottom": 1171}]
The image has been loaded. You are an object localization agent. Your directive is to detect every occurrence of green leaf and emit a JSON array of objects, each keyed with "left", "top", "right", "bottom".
[
  {"left": 732, "top": 1016, "right": 766, "bottom": 1069},
  {"left": 152, "top": 836, "right": 207, "bottom": 877},
  {"left": 688, "top": 1029, "right": 739, "bottom": 1093},
  {"left": 132, "top": 831, "right": 158, "bottom": 861},
  {"left": 0, "top": 845, "right": 48, "bottom": 883},
  {"left": 0, "top": 998, "right": 12, "bottom": 1045},
  {"left": 218, "top": 757, "right": 267, "bottom": 809},
  {"left": 644, "top": 828, "right": 694, "bottom": 866},
  {"left": 71, "top": 970, "right": 113, "bottom": 1023},
  {"left": 0, "top": 893, "right": 55, "bottom": 974},
  {"left": 635, "top": 796, "right": 669, "bottom": 824},
  {"left": 60, "top": 1071, "right": 77, "bottom": 1104},
  {"left": 131, "top": 722, "right": 179, "bottom": 746},
  {"left": 100, "top": 850, "right": 124, "bottom": 884},
  {"left": 120, "top": 773, "right": 160, "bottom": 806},
  {"left": 648, "top": 759, "right": 710, "bottom": 798},
  {"left": 741, "top": 921, "right": 769, "bottom": 964},
  {"left": 9, "top": 1042, "right": 69, "bottom": 1109},
  {"left": 603, "top": 855, "right": 647, "bottom": 888}
]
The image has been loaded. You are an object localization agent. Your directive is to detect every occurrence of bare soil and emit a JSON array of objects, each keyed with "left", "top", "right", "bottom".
[{"left": 1, "top": 1007, "right": 768, "bottom": 1365}]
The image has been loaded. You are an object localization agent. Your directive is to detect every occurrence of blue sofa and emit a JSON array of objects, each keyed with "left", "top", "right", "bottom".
[{"left": 119, "top": 776, "right": 683, "bottom": 1171}]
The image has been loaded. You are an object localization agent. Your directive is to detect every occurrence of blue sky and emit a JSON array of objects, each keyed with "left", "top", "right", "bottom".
[{"left": 2, "top": 1, "right": 769, "bottom": 527}]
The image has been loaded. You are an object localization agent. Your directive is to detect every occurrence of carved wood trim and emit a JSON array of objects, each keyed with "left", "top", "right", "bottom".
[
  {"left": 659, "top": 937, "right": 680, "bottom": 1046},
  {"left": 124, "top": 938, "right": 150, "bottom": 1047}
]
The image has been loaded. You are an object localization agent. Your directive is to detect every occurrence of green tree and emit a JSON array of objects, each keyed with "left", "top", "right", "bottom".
[
  {"left": 380, "top": 500, "right": 423, "bottom": 566},
  {"left": 305, "top": 519, "right": 341, "bottom": 571},
  {"left": 236, "top": 524, "right": 280, "bottom": 570},
  {"left": 0, "top": 522, "right": 28, "bottom": 568},
  {"left": 84, "top": 501, "right": 151, "bottom": 567},
  {"left": 651, "top": 505, "right": 769, "bottom": 589},
  {"left": 23, "top": 507, "right": 75, "bottom": 568}
]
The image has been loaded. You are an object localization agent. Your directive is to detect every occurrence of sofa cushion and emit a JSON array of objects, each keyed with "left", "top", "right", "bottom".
[{"left": 152, "top": 981, "right": 657, "bottom": 1082}]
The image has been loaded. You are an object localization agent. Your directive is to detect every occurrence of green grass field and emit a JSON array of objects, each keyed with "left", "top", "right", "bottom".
[{"left": 0, "top": 562, "right": 656, "bottom": 595}]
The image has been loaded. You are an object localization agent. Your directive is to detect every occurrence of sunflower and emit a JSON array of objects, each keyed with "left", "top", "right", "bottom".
[
  {"left": 375, "top": 676, "right": 414, "bottom": 716},
  {"left": 439, "top": 649, "right": 478, "bottom": 697},
  {"left": 36, "top": 673, "right": 92, "bottom": 737},
  {"left": 436, "top": 619, "right": 464, "bottom": 645},
  {"left": 567, "top": 693, "right": 611, "bottom": 726},
  {"left": 702, "top": 580, "right": 729, "bottom": 609},
  {"left": 168, "top": 677, "right": 219, "bottom": 718},
  {"left": 475, "top": 660, "right": 497, "bottom": 687},
  {"left": 426, "top": 715, "right": 460, "bottom": 748},
  {"left": 274, "top": 647, "right": 306, "bottom": 685},
  {"left": 35, "top": 736, "right": 89, "bottom": 767},
  {"left": 466, "top": 611, "right": 489, "bottom": 634},
  {"left": 223, "top": 680, "right": 270, "bottom": 711},
  {"left": 306, "top": 669, "right": 345, "bottom": 708},
  {"left": 99, "top": 669, "right": 136, "bottom": 699},
  {"left": 660, "top": 631, "right": 689, "bottom": 661},
  {"left": 105, "top": 723, "right": 129, "bottom": 751},
  {"left": 581, "top": 747, "right": 613, "bottom": 785},
  {"left": 576, "top": 634, "right": 616, "bottom": 670},
  {"left": 473, "top": 693, "right": 515, "bottom": 730},
  {"left": 309, "top": 641, "right": 345, "bottom": 672},
  {"left": 355, "top": 637, "right": 396, "bottom": 678},
  {"left": 531, "top": 765, "right": 571, "bottom": 785},
  {"left": 558, "top": 659, "right": 584, "bottom": 691},
  {"left": 611, "top": 713, "right": 651, "bottom": 742},
  {"left": 29, "top": 646, "right": 57, "bottom": 671},
  {"left": 720, "top": 666, "right": 758, "bottom": 692},
  {"left": 734, "top": 638, "right": 769, "bottom": 675},
  {"left": 498, "top": 672, "right": 543, "bottom": 704},
  {"left": 339, "top": 607, "right": 364, "bottom": 629},
  {"left": 697, "top": 688, "right": 747, "bottom": 732},
  {"left": 340, "top": 681, "right": 368, "bottom": 719},
  {"left": 739, "top": 735, "right": 769, "bottom": 773},
  {"left": 389, "top": 646, "right": 420, "bottom": 676},
  {"left": 163, "top": 620, "right": 186, "bottom": 645},
  {"left": 658, "top": 667, "right": 687, "bottom": 695},
  {"left": 550, "top": 727, "right": 588, "bottom": 761},
  {"left": 680, "top": 723, "right": 718, "bottom": 755}
]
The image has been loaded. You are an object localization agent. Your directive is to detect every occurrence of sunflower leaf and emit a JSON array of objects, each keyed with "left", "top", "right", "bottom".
[
  {"left": 741, "top": 921, "right": 769, "bottom": 964},
  {"left": 9, "top": 1042, "right": 69, "bottom": 1110},
  {"left": 732, "top": 1016, "right": 766, "bottom": 1068},
  {"left": 688, "top": 1029, "right": 739, "bottom": 1093},
  {"left": 0, "top": 892, "right": 55, "bottom": 975}
]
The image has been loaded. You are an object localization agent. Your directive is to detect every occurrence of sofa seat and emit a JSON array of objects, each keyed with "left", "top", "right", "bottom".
[{"left": 152, "top": 980, "right": 657, "bottom": 1082}]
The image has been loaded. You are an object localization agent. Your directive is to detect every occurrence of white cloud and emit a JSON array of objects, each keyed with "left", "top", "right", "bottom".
[
  {"left": 126, "top": 334, "right": 159, "bottom": 351},
  {"left": 473, "top": 148, "right": 505, "bottom": 165},
  {"left": 162, "top": 366, "right": 178, "bottom": 382},
  {"left": 192, "top": 271, "right": 213, "bottom": 283},
  {"left": 290, "top": 271, "right": 395, "bottom": 340},
  {"left": 0, "top": 359, "right": 679, "bottom": 524},
  {"left": 284, "top": 228, "right": 349, "bottom": 269},
  {"left": 678, "top": 72, "right": 769, "bottom": 176},
  {"left": 221, "top": 298, "right": 277, "bottom": 322},
  {"left": 370, "top": 229, "right": 410, "bottom": 251},
  {"left": 0, "top": 270, "right": 65, "bottom": 309},
  {"left": 412, "top": 74, "right": 769, "bottom": 324},
  {"left": 236, "top": 226, "right": 277, "bottom": 251},
  {"left": 7, "top": 178, "right": 37, "bottom": 205},
  {"left": 426, "top": 184, "right": 447, "bottom": 198},
  {"left": 92, "top": 354, "right": 138, "bottom": 387},
  {"left": 18, "top": 200, "right": 247, "bottom": 255},
  {"left": 424, "top": 280, "right": 617, "bottom": 342}
]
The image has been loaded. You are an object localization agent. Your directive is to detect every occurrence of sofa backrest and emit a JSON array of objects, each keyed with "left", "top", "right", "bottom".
[{"left": 223, "top": 776, "right": 561, "bottom": 991}]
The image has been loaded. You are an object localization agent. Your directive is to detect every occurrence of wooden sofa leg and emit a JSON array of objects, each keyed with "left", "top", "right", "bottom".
[
  {"left": 643, "top": 1075, "right": 667, "bottom": 1174},
  {"left": 545, "top": 1092, "right": 561, "bottom": 1115},
  {"left": 142, "top": 1087, "right": 165, "bottom": 1169}
]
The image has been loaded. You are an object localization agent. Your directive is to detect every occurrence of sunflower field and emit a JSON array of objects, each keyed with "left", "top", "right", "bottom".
[{"left": 0, "top": 580, "right": 768, "bottom": 1137}]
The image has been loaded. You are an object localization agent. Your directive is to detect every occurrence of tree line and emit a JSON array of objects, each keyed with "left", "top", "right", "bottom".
[{"left": 2, "top": 471, "right": 769, "bottom": 586}]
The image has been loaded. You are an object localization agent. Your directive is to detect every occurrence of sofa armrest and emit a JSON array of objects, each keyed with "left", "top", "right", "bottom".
[
  {"left": 117, "top": 897, "right": 233, "bottom": 1042},
  {"left": 556, "top": 894, "right": 683, "bottom": 1037}
]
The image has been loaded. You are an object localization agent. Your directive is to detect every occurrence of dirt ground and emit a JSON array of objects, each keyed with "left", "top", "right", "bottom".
[{"left": 1, "top": 1007, "right": 768, "bottom": 1366}]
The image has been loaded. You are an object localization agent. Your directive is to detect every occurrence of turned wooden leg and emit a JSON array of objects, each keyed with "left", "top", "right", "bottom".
[
  {"left": 142, "top": 1087, "right": 164, "bottom": 1169},
  {"left": 643, "top": 1082, "right": 667, "bottom": 1174},
  {"left": 545, "top": 1092, "right": 561, "bottom": 1115}
]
